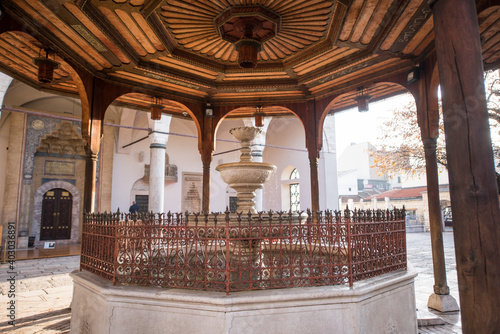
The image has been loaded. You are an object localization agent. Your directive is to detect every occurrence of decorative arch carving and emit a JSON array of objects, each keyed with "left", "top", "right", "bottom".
[{"left": 36, "top": 121, "right": 86, "bottom": 156}]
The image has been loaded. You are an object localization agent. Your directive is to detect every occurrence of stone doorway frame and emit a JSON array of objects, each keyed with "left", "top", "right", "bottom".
[{"left": 33, "top": 180, "right": 81, "bottom": 246}]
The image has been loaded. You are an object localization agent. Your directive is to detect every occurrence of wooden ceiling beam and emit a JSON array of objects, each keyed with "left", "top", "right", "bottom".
[
  {"left": 1, "top": 1, "right": 103, "bottom": 77},
  {"left": 477, "top": 0, "right": 500, "bottom": 13},
  {"left": 141, "top": 0, "right": 163, "bottom": 18},
  {"left": 81, "top": 1, "right": 140, "bottom": 67},
  {"left": 368, "top": 0, "right": 413, "bottom": 53}
]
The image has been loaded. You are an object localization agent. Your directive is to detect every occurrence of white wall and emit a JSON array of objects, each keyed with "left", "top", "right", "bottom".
[
  {"left": 4, "top": 81, "right": 82, "bottom": 118},
  {"left": 165, "top": 117, "right": 205, "bottom": 211},
  {"left": 111, "top": 108, "right": 150, "bottom": 211},
  {"left": 337, "top": 170, "right": 358, "bottom": 195},
  {"left": 111, "top": 112, "right": 203, "bottom": 212},
  {"left": 211, "top": 118, "right": 245, "bottom": 212},
  {"left": 111, "top": 113, "right": 340, "bottom": 213},
  {"left": 400, "top": 170, "right": 450, "bottom": 188},
  {"left": 337, "top": 142, "right": 375, "bottom": 180},
  {"left": 0, "top": 72, "right": 13, "bottom": 118},
  {"left": 319, "top": 114, "right": 339, "bottom": 210},
  {"left": 264, "top": 116, "right": 310, "bottom": 211}
]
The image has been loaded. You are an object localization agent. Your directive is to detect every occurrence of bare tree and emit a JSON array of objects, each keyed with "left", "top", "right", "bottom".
[{"left": 371, "top": 70, "right": 500, "bottom": 179}]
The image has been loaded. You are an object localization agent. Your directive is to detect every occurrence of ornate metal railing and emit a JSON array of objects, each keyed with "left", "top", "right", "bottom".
[{"left": 80, "top": 208, "right": 406, "bottom": 293}]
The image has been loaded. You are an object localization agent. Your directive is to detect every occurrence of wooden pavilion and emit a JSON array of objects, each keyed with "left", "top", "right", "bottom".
[{"left": 0, "top": 0, "right": 499, "bottom": 332}]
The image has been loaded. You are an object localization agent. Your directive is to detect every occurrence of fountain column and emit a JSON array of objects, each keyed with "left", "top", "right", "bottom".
[
  {"left": 149, "top": 117, "right": 171, "bottom": 213},
  {"left": 244, "top": 118, "right": 272, "bottom": 211}
]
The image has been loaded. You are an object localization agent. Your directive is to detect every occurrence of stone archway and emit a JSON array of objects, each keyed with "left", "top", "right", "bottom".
[{"left": 33, "top": 180, "right": 81, "bottom": 245}]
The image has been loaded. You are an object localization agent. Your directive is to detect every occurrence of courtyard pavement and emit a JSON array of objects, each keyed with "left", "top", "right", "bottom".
[{"left": 0, "top": 232, "right": 461, "bottom": 334}]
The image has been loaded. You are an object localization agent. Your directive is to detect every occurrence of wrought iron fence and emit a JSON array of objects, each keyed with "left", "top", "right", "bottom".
[{"left": 80, "top": 208, "right": 406, "bottom": 293}]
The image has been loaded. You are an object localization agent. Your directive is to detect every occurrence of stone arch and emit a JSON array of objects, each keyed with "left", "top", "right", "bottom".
[
  {"left": 281, "top": 165, "right": 298, "bottom": 180},
  {"left": 33, "top": 180, "right": 81, "bottom": 245}
]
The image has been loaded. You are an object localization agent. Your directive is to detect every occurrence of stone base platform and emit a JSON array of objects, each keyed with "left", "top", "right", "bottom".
[{"left": 70, "top": 270, "right": 418, "bottom": 334}]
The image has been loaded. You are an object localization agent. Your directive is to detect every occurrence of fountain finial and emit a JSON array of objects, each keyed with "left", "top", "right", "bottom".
[{"left": 230, "top": 126, "right": 262, "bottom": 162}]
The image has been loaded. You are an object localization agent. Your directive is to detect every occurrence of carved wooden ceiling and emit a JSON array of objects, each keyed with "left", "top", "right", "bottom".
[{"left": 0, "top": 0, "right": 499, "bottom": 117}]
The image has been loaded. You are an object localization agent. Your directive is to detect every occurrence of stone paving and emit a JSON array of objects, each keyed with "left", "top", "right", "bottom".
[
  {"left": 0, "top": 256, "right": 78, "bottom": 333},
  {"left": 407, "top": 232, "right": 462, "bottom": 334},
  {"left": 0, "top": 232, "right": 462, "bottom": 333}
]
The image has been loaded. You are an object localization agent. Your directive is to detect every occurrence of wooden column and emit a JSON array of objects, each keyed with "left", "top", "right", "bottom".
[
  {"left": 83, "top": 115, "right": 103, "bottom": 213},
  {"left": 414, "top": 58, "right": 458, "bottom": 312},
  {"left": 80, "top": 75, "right": 131, "bottom": 213},
  {"left": 199, "top": 105, "right": 215, "bottom": 213},
  {"left": 422, "top": 138, "right": 459, "bottom": 311},
  {"left": 422, "top": 138, "right": 447, "bottom": 295},
  {"left": 304, "top": 100, "right": 321, "bottom": 214},
  {"left": 308, "top": 152, "right": 320, "bottom": 214},
  {"left": 84, "top": 150, "right": 98, "bottom": 213},
  {"left": 433, "top": 0, "right": 500, "bottom": 331},
  {"left": 201, "top": 154, "right": 212, "bottom": 213}
]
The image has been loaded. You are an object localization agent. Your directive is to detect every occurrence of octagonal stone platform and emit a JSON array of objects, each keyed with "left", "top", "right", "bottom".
[{"left": 70, "top": 270, "right": 417, "bottom": 334}]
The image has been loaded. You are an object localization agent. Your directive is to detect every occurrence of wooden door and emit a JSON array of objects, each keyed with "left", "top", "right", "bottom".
[{"left": 41, "top": 188, "right": 72, "bottom": 240}]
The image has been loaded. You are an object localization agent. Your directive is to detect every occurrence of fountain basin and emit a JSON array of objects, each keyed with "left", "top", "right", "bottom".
[
  {"left": 216, "top": 162, "right": 276, "bottom": 185},
  {"left": 216, "top": 162, "right": 276, "bottom": 213},
  {"left": 230, "top": 126, "right": 262, "bottom": 142}
]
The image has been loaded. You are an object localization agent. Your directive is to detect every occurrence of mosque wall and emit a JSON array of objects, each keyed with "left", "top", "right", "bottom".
[
  {"left": 264, "top": 116, "right": 311, "bottom": 211},
  {"left": 111, "top": 139, "right": 149, "bottom": 212},
  {"left": 0, "top": 113, "right": 11, "bottom": 236},
  {"left": 98, "top": 123, "right": 115, "bottom": 212},
  {"left": 211, "top": 118, "right": 245, "bottom": 213},
  {"left": 319, "top": 114, "right": 339, "bottom": 210},
  {"left": 0, "top": 82, "right": 115, "bottom": 246},
  {"left": 0, "top": 111, "right": 24, "bottom": 243},
  {"left": 109, "top": 114, "right": 340, "bottom": 215}
]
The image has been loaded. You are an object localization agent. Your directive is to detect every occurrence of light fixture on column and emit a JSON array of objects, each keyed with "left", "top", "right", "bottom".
[
  {"left": 354, "top": 87, "right": 371, "bottom": 112},
  {"left": 407, "top": 65, "right": 421, "bottom": 85},
  {"left": 34, "top": 48, "right": 59, "bottom": 84},
  {"left": 204, "top": 102, "right": 214, "bottom": 117},
  {"left": 254, "top": 105, "right": 265, "bottom": 127},
  {"left": 149, "top": 96, "right": 163, "bottom": 121}
]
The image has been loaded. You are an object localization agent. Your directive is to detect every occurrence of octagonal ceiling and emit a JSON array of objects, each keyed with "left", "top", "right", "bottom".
[
  {"left": 0, "top": 0, "right": 499, "bottom": 117},
  {"left": 161, "top": 1, "right": 335, "bottom": 65}
]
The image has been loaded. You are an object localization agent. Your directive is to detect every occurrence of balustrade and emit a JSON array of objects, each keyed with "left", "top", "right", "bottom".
[{"left": 80, "top": 208, "right": 406, "bottom": 294}]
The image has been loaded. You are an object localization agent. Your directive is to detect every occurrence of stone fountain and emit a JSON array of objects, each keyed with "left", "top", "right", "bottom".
[
  {"left": 71, "top": 132, "right": 418, "bottom": 334},
  {"left": 216, "top": 126, "right": 276, "bottom": 213}
]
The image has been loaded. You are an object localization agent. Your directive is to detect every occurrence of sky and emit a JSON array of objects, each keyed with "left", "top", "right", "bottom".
[{"left": 334, "top": 94, "right": 412, "bottom": 158}]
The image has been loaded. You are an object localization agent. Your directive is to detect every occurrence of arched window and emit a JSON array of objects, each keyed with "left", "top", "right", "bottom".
[{"left": 289, "top": 168, "right": 300, "bottom": 211}]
